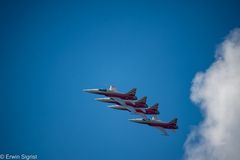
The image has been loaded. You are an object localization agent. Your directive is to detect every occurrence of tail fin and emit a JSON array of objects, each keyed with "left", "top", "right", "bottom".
[
  {"left": 150, "top": 103, "right": 159, "bottom": 110},
  {"left": 169, "top": 118, "right": 178, "bottom": 124},
  {"left": 136, "top": 96, "right": 147, "bottom": 104},
  {"left": 127, "top": 88, "right": 137, "bottom": 96}
]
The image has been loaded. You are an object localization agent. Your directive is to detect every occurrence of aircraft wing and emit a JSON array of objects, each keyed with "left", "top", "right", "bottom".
[
  {"left": 111, "top": 97, "right": 126, "bottom": 106},
  {"left": 126, "top": 106, "right": 137, "bottom": 114},
  {"left": 154, "top": 127, "right": 168, "bottom": 136},
  {"left": 112, "top": 97, "right": 137, "bottom": 114}
]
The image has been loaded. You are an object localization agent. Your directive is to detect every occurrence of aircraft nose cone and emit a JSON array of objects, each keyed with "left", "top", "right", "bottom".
[
  {"left": 129, "top": 119, "right": 137, "bottom": 123},
  {"left": 95, "top": 98, "right": 103, "bottom": 102},
  {"left": 108, "top": 105, "right": 117, "bottom": 109},
  {"left": 83, "top": 89, "right": 98, "bottom": 93},
  {"left": 95, "top": 98, "right": 108, "bottom": 102},
  {"left": 129, "top": 119, "right": 143, "bottom": 124}
]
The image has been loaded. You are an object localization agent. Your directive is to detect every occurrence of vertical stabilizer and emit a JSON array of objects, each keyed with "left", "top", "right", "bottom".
[
  {"left": 150, "top": 103, "right": 159, "bottom": 110},
  {"left": 169, "top": 118, "right": 178, "bottom": 124},
  {"left": 136, "top": 96, "right": 147, "bottom": 104},
  {"left": 127, "top": 88, "right": 137, "bottom": 96}
]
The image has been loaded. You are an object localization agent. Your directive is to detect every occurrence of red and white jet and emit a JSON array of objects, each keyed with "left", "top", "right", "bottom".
[
  {"left": 108, "top": 103, "right": 159, "bottom": 120},
  {"left": 83, "top": 86, "right": 137, "bottom": 100},
  {"left": 108, "top": 97, "right": 159, "bottom": 120},
  {"left": 95, "top": 96, "right": 148, "bottom": 108},
  {"left": 129, "top": 117, "right": 178, "bottom": 136}
]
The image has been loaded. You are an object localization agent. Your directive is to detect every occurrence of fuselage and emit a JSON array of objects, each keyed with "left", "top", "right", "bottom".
[
  {"left": 96, "top": 98, "right": 147, "bottom": 108},
  {"left": 109, "top": 105, "right": 159, "bottom": 115},
  {"left": 84, "top": 89, "right": 137, "bottom": 100},
  {"left": 129, "top": 119, "right": 178, "bottom": 129}
]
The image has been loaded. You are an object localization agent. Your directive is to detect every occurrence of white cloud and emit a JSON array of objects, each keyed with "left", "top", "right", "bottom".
[{"left": 184, "top": 28, "right": 240, "bottom": 160}]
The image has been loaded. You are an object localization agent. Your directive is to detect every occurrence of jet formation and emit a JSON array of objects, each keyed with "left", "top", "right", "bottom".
[{"left": 83, "top": 86, "right": 178, "bottom": 136}]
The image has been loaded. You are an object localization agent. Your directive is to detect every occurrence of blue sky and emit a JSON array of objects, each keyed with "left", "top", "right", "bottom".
[{"left": 1, "top": 1, "right": 240, "bottom": 159}]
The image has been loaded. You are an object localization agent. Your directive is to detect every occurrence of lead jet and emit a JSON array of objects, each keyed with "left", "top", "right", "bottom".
[
  {"left": 129, "top": 117, "right": 178, "bottom": 136},
  {"left": 83, "top": 86, "right": 137, "bottom": 100},
  {"left": 95, "top": 96, "right": 148, "bottom": 108}
]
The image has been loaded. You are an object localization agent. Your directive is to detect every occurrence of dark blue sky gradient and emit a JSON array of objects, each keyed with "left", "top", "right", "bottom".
[{"left": 1, "top": 1, "right": 240, "bottom": 159}]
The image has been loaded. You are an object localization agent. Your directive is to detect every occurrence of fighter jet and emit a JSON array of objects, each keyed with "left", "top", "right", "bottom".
[
  {"left": 83, "top": 86, "right": 137, "bottom": 100},
  {"left": 108, "top": 103, "right": 159, "bottom": 120},
  {"left": 129, "top": 117, "right": 178, "bottom": 136},
  {"left": 95, "top": 96, "right": 148, "bottom": 108},
  {"left": 107, "top": 97, "right": 158, "bottom": 119}
]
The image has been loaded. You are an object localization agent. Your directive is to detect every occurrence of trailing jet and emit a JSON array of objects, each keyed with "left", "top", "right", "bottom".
[
  {"left": 129, "top": 117, "right": 178, "bottom": 136},
  {"left": 108, "top": 103, "right": 159, "bottom": 120},
  {"left": 95, "top": 96, "right": 148, "bottom": 108},
  {"left": 83, "top": 86, "right": 137, "bottom": 100}
]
